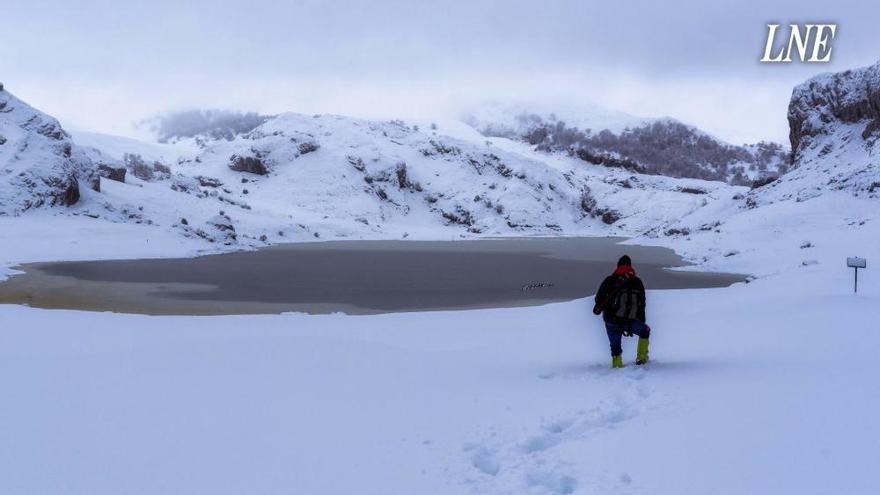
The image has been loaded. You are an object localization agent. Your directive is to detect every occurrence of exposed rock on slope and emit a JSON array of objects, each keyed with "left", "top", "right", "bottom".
[
  {"left": 788, "top": 61, "right": 880, "bottom": 160},
  {"left": 640, "top": 60, "right": 880, "bottom": 273},
  {"left": 0, "top": 88, "right": 96, "bottom": 214},
  {"left": 760, "top": 60, "right": 880, "bottom": 202},
  {"left": 171, "top": 113, "right": 735, "bottom": 240}
]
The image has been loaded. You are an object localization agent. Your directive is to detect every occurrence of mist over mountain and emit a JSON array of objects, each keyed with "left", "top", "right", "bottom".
[
  {"left": 464, "top": 103, "right": 789, "bottom": 186},
  {"left": 143, "top": 109, "right": 272, "bottom": 144},
  {"left": 141, "top": 101, "right": 789, "bottom": 188}
]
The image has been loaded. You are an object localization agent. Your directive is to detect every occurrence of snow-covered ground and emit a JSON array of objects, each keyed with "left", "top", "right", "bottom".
[
  {"left": 1, "top": 251, "right": 878, "bottom": 494},
  {"left": 2, "top": 171, "right": 879, "bottom": 493}
]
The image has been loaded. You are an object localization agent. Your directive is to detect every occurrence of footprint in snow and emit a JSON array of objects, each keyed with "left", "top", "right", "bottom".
[
  {"left": 463, "top": 443, "right": 501, "bottom": 477},
  {"left": 462, "top": 365, "right": 659, "bottom": 494},
  {"left": 526, "top": 469, "right": 578, "bottom": 494}
]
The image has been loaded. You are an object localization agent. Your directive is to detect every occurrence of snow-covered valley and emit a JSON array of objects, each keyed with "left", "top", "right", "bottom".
[{"left": 1, "top": 58, "right": 880, "bottom": 494}]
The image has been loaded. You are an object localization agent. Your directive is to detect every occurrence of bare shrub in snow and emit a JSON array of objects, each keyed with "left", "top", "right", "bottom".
[
  {"left": 124, "top": 153, "right": 154, "bottom": 181},
  {"left": 441, "top": 207, "right": 474, "bottom": 227},
  {"left": 579, "top": 188, "right": 597, "bottom": 215}
]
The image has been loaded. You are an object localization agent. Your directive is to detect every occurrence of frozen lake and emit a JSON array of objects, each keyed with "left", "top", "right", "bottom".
[{"left": 0, "top": 237, "right": 745, "bottom": 315}]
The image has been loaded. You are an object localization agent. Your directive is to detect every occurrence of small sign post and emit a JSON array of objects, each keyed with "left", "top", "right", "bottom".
[{"left": 847, "top": 257, "right": 867, "bottom": 293}]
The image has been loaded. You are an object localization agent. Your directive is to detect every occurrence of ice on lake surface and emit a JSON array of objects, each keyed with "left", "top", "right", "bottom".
[{"left": 0, "top": 237, "right": 745, "bottom": 315}]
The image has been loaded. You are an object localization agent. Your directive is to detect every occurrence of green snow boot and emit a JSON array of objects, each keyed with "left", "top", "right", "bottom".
[
  {"left": 635, "top": 338, "right": 650, "bottom": 365},
  {"left": 611, "top": 355, "right": 624, "bottom": 369}
]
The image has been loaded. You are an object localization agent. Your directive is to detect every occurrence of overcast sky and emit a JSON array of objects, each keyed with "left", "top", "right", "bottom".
[{"left": 2, "top": 0, "right": 877, "bottom": 144}]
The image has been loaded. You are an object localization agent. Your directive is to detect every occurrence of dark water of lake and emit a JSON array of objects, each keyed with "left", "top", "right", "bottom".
[{"left": 0, "top": 237, "right": 746, "bottom": 315}]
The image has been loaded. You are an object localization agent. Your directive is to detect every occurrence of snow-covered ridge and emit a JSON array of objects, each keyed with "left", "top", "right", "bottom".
[
  {"left": 0, "top": 87, "right": 743, "bottom": 253},
  {"left": 788, "top": 60, "right": 880, "bottom": 159},
  {"left": 139, "top": 111, "right": 736, "bottom": 244},
  {"left": 464, "top": 101, "right": 788, "bottom": 185},
  {"left": 0, "top": 89, "right": 97, "bottom": 215},
  {"left": 635, "top": 61, "right": 880, "bottom": 276},
  {"left": 4, "top": 57, "right": 875, "bottom": 270},
  {"left": 770, "top": 59, "right": 880, "bottom": 202}
]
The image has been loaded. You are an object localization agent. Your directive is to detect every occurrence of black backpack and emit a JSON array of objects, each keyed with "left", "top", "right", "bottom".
[
  {"left": 610, "top": 282, "right": 641, "bottom": 321},
  {"left": 593, "top": 274, "right": 639, "bottom": 320}
]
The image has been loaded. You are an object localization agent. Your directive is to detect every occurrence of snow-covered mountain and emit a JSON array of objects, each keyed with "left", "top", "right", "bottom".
[
  {"left": 70, "top": 130, "right": 197, "bottom": 164},
  {"left": 735, "top": 60, "right": 880, "bottom": 207},
  {"left": 780, "top": 61, "right": 880, "bottom": 200},
  {"left": 0, "top": 88, "right": 97, "bottom": 214},
  {"left": 0, "top": 86, "right": 743, "bottom": 248},
  {"left": 464, "top": 102, "right": 789, "bottom": 185},
  {"left": 639, "top": 60, "right": 880, "bottom": 276},
  {"left": 9, "top": 57, "right": 877, "bottom": 261}
]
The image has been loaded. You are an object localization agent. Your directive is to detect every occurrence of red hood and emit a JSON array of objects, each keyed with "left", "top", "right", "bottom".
[{"left": 614, "top": 265, "right": 636, "bottom": 277}]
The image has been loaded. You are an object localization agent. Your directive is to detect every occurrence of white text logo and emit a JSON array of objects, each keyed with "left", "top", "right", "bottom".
[{"left": 760, "top": 24, "right": 837, "bottom": 63}]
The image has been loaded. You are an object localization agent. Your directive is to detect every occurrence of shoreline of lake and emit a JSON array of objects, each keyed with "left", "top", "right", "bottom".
[{"left": 0, "top": 237, "right": 746, "bottom": 316}]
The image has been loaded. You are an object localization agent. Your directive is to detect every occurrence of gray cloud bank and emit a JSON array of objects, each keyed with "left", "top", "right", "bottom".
[{"left": 1, "top": 0, "right": 877, "bottom": 144}]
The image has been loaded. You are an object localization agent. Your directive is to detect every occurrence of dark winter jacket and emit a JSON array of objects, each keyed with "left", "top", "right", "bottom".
[{"left": 593, "top": 266, "right": 646, "bottom": 323}]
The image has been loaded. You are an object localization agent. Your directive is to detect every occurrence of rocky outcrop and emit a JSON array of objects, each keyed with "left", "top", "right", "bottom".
[
  {"left": 740, "top": 60, "right": 880, "bottom": 205},
  {"left": 202, "top": 213, "right": 237, "bottom": 244},
  {"left": 98, "top": 164, "right": 127, "bottom": 183},
  {"left": 0, "top": 89, "right": 97, "bottom": 214},
  {"left": 229, "top": 154, "right": 268, "bottom": 175},
  {"left": 56, "top": 176, "right": 80, "bottom": 206},
  {"left": 788, "top": 61, "right": 880, "bottom": 162}
]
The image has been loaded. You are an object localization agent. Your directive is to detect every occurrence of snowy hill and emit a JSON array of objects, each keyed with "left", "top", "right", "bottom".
[
  {"left": 781, "top": 61, "right": 880, "bottom": 200},
  {"left": 0, "top": 88, "right": 97, "bottom": 215},
  {"left": 158, "top": 113, "right": 736, "bottom": 241},
  {"left": 637, "top": 60, "right": 880, "bottom": 277},
  {"left": 2, "top": 62, "right": 871, "bottom": 270},
  {"left": 70, "top": 130, "right": 197, "bottom": 164},
  {"left": 465, "top": 102, "right": 788, "bottom": 185},
  {"left": 0, "top": 93, "right": 745, "bottom": 257}
]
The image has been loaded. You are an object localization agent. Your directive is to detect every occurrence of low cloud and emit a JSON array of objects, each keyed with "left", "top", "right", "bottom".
[{"left": 2, "top": 0, "right": 876, "bottom": 144}]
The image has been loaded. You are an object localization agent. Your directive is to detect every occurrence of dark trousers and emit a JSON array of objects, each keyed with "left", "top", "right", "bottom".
[{"left": 605, "top": 320, "right": 650, "bottom": 357}]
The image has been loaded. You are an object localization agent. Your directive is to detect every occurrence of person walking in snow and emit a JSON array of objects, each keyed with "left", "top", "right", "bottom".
[{"left": 593, "top": 255, "right": 650, "bottom": 368}]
